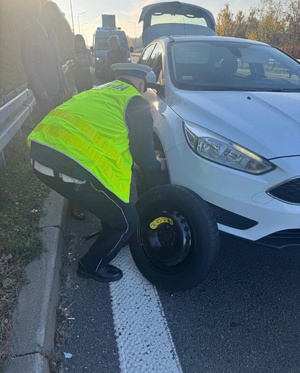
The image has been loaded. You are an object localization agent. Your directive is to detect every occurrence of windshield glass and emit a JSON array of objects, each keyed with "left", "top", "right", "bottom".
[
  {"left": 151, "top": 12, "right": 208, "bottom": 27},
  {"left": 95, "top": 36, "right": 129, "bottom": 51},
  {"left": 169, "top": 41, "right": 300, "bottom": 92}
]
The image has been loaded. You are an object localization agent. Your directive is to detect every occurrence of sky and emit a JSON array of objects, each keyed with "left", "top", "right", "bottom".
[{"left": 55, "top": 0, "right": 261, "bottom": 45}]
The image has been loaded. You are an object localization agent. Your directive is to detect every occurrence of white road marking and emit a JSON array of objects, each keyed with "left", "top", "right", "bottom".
[{"left": 110, "top": 246, "right": 183, "bottom": 373}]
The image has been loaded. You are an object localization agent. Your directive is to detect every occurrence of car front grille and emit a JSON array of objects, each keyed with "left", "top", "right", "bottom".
[
  {"left": 267, "top": 177, "right": 300, "bottom": 204},
  {"left": 256, "top": 229, "right": 300, "bottom": 248}
]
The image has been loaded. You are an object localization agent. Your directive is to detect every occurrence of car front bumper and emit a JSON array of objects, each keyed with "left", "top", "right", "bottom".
[{"left": 166, "top": 143, "right": 300, "bottom": 246}]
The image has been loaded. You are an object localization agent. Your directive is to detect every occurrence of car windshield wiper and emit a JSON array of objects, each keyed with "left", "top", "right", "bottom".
[
  {"left": 279, "top": 88, "right": 300, "bottom": 92},
  {"left": 200, "top": 87, "right": 262, "bottom": 91},
  {"left": 256, "top": 88, "right": 300, "bottom": 92},
  {"left": 200, "top": 87, "right": 300, "bottom": 92}
]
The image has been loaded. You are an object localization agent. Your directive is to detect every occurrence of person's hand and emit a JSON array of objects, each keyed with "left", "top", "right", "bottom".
[
  {"left": 156, "top": 154, "right": 167, "bottom": 171},
  {"left": 39, "top": 91, "right": 49, "bottom": 100}
]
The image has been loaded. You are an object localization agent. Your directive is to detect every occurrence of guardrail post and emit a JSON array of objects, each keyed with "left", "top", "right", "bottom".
[{"left": 0, "top": 150, "right": 6, "bottom": 167}]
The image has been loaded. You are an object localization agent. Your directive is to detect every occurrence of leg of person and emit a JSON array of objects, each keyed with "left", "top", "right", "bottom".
[
  {"left": 35, "top": 91, "right": 63, "bottom": 119},
  {"left": 35, "top": 96, "right": 54, "bottom": 119},
  {"left": 77, "top": 181, "right": 139, "bottom": 282},
  {"left": 34, "top": 172, "right": 138, "bottom": 282},
  {"left": 51, "top": 91, "right": 63, "bottom": 107},
  {"left": 75, "top": 85, "right": 85, "bottom": 93},
  {"left": 75, "top": 75, "right": 85, "bottom": 93},
  {"left": 79, "top": 200, "right": 138, "bottom": 264}
]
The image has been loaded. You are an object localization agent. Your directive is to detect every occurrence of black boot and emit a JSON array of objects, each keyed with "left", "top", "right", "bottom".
[{"left": 77, "top": 261, "right": 123, "bottom": 283}]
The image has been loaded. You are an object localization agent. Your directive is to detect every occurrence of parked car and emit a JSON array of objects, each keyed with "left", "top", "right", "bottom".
[{"left": 129, "top": 1, "right": 300, "bottom": 291}]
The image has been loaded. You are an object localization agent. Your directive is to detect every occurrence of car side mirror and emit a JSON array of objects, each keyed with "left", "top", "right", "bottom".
[
  {"left": 90, "top": 46, "right": 94, "bottom": 53},
  {"left": 130, "top": 46, "right": 134, "bottom": 53},
  {"left": 145, "top": 70, "right": 157, "bottom": 84},
  {"left": 147, "top": 82, "right": 165, "bottom": 97}
]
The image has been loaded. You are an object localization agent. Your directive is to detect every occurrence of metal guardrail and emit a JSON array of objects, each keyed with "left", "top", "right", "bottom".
[
  {"left": 0, "top": 89, "right": 36, "bottom": 167},
  {"left": 0, "top": 83, "right": 28, "bottom": 109}
]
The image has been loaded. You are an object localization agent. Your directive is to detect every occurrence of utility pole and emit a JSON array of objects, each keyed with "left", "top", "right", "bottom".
[
  {"left": 69, "top": 0, "right": 75, "bottom": 34},
  {"left": 78, "top": 12, "right": 86, "bottom": 34},
  {"left": 128, "top": 21, "right": 136, "bottom": 50}
]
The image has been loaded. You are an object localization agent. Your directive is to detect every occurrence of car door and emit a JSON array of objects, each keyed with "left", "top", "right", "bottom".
[{"left": 139, "top": 41, "right": 185, "bottom": 160}]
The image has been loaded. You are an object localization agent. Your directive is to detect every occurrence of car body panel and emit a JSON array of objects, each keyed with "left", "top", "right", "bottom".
[
  {"left": 166, "top": 90, "right": 300, "bottom": 158},
  {"left": 165, "top": 143, "right": 300, "bottom": 240}
]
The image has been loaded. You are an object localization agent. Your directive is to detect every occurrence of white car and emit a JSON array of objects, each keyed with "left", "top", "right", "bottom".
[{"left": 129, "top": 2, "right": 300, "bottom": 291}]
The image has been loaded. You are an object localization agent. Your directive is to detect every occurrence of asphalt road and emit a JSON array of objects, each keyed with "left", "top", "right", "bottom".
[{"left": 56, "top": 206, "right": 300, "bottom": 373}]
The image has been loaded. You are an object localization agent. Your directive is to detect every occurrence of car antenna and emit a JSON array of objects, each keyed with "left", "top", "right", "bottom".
[{"left": 183, "top": 18, "right": 186, "bottom": 35}]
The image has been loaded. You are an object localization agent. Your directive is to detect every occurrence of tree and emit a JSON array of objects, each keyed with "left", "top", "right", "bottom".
[
  {"left": 232, "top": 10, "right": 247, "bottom": 38},
  {"left": 255, "top": 0, "right": 285, "bottom": 45},
  {"left": 216, "top": 4, "right": 234, "bottom": 36},
  {"left": 214, "top": 0, "right": 300, "bottom": 59},
  {"left": 245, "top": 9, "right": 259, "bottom": 40},
  {"left": 284, "top": 0, "right": 300, "bottom": 57}
]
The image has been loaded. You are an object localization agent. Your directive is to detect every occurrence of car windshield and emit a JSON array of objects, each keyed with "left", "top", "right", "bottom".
[
  {"left": 169, "top": 40, "right": 300, "bottom": 92},
  {"left": 150, "top": 12, "right": 208, "bottom": 27},
  {"left": 95, "top": 36, "right": 129, "bottom": 51}
]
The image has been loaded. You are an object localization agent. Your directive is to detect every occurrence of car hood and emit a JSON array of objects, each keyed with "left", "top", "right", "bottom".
[{"left": 169, "top": 90, "right": 300, "bottom": 158}]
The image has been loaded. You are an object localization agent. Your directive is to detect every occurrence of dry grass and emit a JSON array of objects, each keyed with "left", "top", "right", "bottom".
[{"left": 0, "top": 120, "right": 49, "bottom": 371}]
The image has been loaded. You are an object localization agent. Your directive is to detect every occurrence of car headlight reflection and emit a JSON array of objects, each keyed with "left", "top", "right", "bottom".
[{"left": 184, "top": 123, "right": 275, "bottom": 175}]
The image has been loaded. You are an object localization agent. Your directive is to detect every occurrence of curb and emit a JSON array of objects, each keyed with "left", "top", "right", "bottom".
[{"left": 5, "top": 191, "right": 68, "bottom": 373}]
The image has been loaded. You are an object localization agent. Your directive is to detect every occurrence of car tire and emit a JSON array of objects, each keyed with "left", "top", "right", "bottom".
[{"left": 129, "top": 184, "right": 220, "bottom": 291}]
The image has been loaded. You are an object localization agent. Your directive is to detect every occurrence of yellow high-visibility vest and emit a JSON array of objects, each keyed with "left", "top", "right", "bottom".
[{"left": 27, "top": 80, "right": 143, "bottom": 202}]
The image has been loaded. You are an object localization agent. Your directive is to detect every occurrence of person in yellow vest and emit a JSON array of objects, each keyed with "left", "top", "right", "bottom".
[{"left": 27, "top": 63, "right": 167, "bottom": 282}]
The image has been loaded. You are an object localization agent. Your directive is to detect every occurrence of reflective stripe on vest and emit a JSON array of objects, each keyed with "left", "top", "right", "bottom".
[{"left": 28, "top": 80, "right": 143, "bottom": 202}]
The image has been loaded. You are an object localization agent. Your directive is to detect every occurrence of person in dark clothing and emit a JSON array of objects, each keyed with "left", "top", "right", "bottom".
[
  {"left": 70, "top": 34, "right": 93, "bottom": 93},
  {"left": 106, "top": 35, "right": 128, "bottom": 81},
  {"left": 21, "top": 2, "right": 84, "bottom": 221},
  {"left": 27, "top": 63, "right": 166, "bottom": 283},
  {"left": 20, "top": 1, "right": 68, "bottom": 119}
]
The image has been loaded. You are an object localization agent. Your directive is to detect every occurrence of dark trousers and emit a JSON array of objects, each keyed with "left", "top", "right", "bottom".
[
  {"left": 75, "top": 70, "right": 93, "bottom": 93},
  {"left": 35, "top": 171, "right": 139, "bottom": 271},
  {"left": 35, "top": 91, "right": 63, "bottom": 119}
]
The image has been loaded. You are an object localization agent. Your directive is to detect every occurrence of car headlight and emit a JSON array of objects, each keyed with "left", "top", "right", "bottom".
[{"left": 184, "top": 121, "right": 275, "bottom": 175}]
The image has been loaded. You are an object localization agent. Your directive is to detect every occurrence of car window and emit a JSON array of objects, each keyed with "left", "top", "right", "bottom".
[
  {"left": 139, "top": 43, "right": 156, "bottom": 65},
  {"left": 169, "top": 41, "right": 300, "bottom": 91},
  {"left": 140, "top": 2, "right": 215, "bottom": 31},
  {"left": 147, "top": 43, "right": 163, "bottom": 81},
  {"left": 150, "top": 12, "right": 208, "bottom": 28},
  {"left": 95, "top": 35, "right": 129, "bottom": 51}
]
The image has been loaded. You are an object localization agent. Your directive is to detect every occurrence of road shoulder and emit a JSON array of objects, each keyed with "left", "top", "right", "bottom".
[{"left": 5, "top": 191, "right": 68, "bottom": 373}]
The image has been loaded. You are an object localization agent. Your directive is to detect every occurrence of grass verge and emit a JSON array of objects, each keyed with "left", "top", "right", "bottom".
[{"left": 0, "top": 120, "right": 49, "bottom": 371}]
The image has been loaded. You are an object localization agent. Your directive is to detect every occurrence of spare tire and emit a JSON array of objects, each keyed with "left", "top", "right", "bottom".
[{"left": 129, "top": 184, "right": 220, "bottom": 291}]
